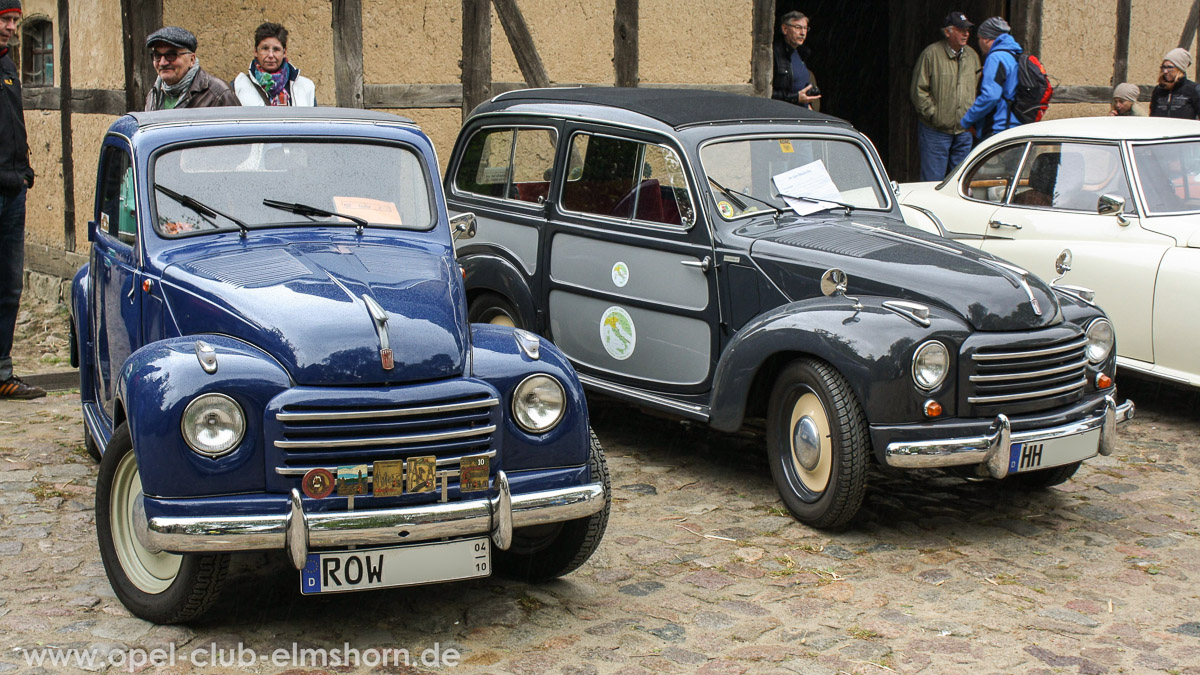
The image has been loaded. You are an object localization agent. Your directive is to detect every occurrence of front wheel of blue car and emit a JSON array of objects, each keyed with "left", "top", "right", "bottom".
[
  {"left": 495, "top": 428, "right": 611, "bottom": 581},
  {"left": 96, "top": 423, "right": 229, "bottom": 624},
  {"left": 767, "top": 359, "right": 869, "bottom": 530}
]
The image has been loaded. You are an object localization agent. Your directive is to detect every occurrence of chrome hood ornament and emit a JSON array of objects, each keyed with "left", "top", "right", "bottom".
[{"left": 362, "top": 294, "right": 394, "bottom": 370}]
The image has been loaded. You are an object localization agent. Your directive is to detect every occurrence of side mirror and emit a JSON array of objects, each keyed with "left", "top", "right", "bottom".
[
  {"left": 450, "top": 212, "right": 477, "bottom": 241},
  {"left": 1097, "top": 194, "right": 1130, "bottom": 226},
  {"left": 821, "top": 268, "right": 862, "bottom": 310},
  {"left": 1052, "top": 248, "right": 1072, "bottom": 285}
]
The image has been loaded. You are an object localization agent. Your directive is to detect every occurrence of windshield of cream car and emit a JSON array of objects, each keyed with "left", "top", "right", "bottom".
[
  {"left": 700, "top": 137, "right": 888, "bottom": 219},
  {"left": 152, "top": 141, "right": 434, "bottom": 236},
  {"left": 1131, "top": 140, "right": 1200, "bottom": 214}
]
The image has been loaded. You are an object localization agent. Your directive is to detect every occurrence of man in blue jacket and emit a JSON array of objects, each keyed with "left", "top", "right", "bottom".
[{"left": 960, "top": 17, "right": 1021, "bottom": 140}]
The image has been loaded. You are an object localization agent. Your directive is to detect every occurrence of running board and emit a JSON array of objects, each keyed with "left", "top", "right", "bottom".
[{"left": 577, "top": 374, "right": 710, "bottom": 422}]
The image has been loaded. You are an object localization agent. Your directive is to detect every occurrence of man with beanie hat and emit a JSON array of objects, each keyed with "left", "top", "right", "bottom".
[
  {"left": 911, "top": 11, "right": 981, "bottom": 181},
  {"left": 144, "top": 26, "right": 239, "bottom": 110},
  {"left": 1150, "top": 48, "right": 1200, "bottom": 119},
  {"left": 960, "top": 17, "right": 1022, "bottom": 140},
  {"left": 0, "top": 0, "right": 46, "bottom": 399},
  {"left": 1110, "top": 82, "right": 1146, "bottom": 117}
]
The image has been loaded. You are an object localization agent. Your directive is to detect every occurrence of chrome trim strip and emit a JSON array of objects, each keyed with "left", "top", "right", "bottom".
[
  {"left": 967, "top": 377, "right": 1087, "bottom": 404},
  {"left": 274, "top": 424, "right": 497, "bottom": 449},
  {"left": 274, "top": 449, "right": 498, "bottom": 476},
  {"left": 971, "top": 337, "right": 1087, "bottom": 361},
  {"left": 577, "top": 373, "right": 710, "bottom": 419},
  {"left": 969, "top": 358, "right": 1087, "bottom": 383},
  {"left": 139, "top": 482, "right": 607, "bottom": 564},
  {"left": 885, "top": 398, "right": 1134, "bottom": 475},
  {"left": 882, "top": 300, "right": 931, "bottom": 327},
  {"left": 276, "top": 397, "right": 499, "bottom": 422}
]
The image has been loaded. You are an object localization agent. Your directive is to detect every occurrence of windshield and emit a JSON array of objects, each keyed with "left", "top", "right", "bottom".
[
  {"left": 1131, "top": 140, "right": 1200, "bottom": 214},
  {"left": 700, "top": 136, "right": 888, "bottom": 219},
  {"left": 152, "top": 141, "right": 434, "bottom": 236}
]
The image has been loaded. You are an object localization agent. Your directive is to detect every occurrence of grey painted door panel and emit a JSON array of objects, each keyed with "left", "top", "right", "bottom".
[
  {"left": 549, "top": 233, "right": 708, "bottom": 310},
  {"left": 451, "top": 210, "right": 539, "bottom": 274},
  {"left": 548, "top": 290, "right": 710, "bottom": 385}
]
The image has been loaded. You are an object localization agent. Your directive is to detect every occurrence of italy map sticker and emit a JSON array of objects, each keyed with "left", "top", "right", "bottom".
[
  {"left": 611, "top": 261, "right": 630, "bottom": 288},
  {"left": 600, "top": 306, "right": 636, "bottom": 361}
]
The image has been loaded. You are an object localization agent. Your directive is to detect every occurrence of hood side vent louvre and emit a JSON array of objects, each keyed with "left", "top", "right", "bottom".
[
  {"left": 186, "top": 250, "right": 311, "bottom": 288},
  {"left": 774, "top": 226, "right": 896, "bottom": 258}
]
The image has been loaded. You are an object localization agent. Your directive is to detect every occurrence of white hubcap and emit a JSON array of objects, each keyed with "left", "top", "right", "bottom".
[
  {"left": 111, "top": 452, "right": 182, "bottom": 594},
  {"left": 489, "top": 313, "right": 515, "bottom": 328},
  {"left": 789, "top": 392, "right": 832, "bottom": 493}
]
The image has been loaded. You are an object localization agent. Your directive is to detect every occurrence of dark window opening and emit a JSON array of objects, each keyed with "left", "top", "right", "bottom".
[{"left": 21, "top": 19, "right": 52, "bottom": 87}]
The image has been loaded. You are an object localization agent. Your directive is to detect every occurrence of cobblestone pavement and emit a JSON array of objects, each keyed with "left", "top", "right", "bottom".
[{"left": 0, "top": 376, "right": 1198, "bottom": 674}]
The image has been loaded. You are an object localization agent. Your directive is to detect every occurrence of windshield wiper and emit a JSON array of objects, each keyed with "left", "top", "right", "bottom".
[
  {"left": 262, "top": 199, "right": 369, "bottom": 231},
  {"left": 155, "top": 184, "right": 250, "bottom": 237},
  {"left": 779, "top": 194, "right": 856, "bottom": 217},
  {"left": 708, "top": 177, "right": 783, "bottom": 216}
]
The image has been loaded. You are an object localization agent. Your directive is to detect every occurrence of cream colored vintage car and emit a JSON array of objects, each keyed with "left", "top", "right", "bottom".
[{"left": 900, "top": 117, "right": 1200, "bottom": 389}]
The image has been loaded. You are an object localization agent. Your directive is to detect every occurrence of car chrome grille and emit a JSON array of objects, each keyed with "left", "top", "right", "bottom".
[{"left": 961, "top": 328, "right": 1089, "bottom": 416}]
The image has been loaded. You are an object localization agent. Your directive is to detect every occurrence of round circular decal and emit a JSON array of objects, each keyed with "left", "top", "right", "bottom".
[
  {"left": 302, "top": 468, "right": 335, "bottom": 499},
  {"left": 611, "top": 261, "right": 630, "bottom": 288},
  {"left": 717, "top": 201, "right": 735, "bottom": 218},
  {"left": 600, "top": 306, "right": 637, "bottom": 361}
]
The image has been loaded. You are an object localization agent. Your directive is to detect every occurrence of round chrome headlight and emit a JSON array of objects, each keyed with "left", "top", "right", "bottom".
[
  {"left": 512, "top": 374, "right": 566, "bottom": 433},
  {"left": 181, "top": 393, "right": 245, "bottom": 457},
  {"left": 1085, "top": 318, "right": 1115, "bottom": 364},
  {"left": 912, "top": 340, "right": 950, "bottom": 390}
]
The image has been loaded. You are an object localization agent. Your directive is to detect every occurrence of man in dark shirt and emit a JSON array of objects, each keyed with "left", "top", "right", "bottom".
[
  {"left": 772, "top": 11, "right": 821, "bottom": 109},
  {"left": 1150, "top": 48, "right": 1200, "bottom": 119},
  {"left": 0, "top": 0, "right": 44, "bottom": 399}
]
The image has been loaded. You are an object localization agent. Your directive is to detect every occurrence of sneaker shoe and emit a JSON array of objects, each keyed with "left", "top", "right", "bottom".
[{"left": 0, "top": 376, "right": 46, "bottom": 400}]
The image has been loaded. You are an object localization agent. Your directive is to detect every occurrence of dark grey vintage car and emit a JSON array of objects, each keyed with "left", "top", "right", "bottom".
[{"left": 444, "top": 88, "right": 1133, "bottom": 528}]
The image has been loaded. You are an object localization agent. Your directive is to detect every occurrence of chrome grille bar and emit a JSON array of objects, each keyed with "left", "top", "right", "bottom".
[
  {"left": 971, "top": 337, "right": 1087, "bottom": 362},
  {"left": 968, "top": 377, "right": 1087, "bottom": 404},
  {"left": 275, "top": 424, "right": 496, "bottom": 449},
  {"left": 969, "top": 358, "right": 1088, "bottom": 383},
  {"left": 277, "top": 397, "right": 499, "bottom": 422}
]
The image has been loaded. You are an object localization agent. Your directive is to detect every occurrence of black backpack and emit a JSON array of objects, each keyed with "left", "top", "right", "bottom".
[{"left": 995, "top": 51, "right": 1053, "bottom": 124}]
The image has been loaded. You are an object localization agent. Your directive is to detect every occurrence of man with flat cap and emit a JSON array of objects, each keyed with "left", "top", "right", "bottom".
[
  {"left": 144, "top": 26, "right": 239, "bottom": 111},
  {"left": 960, "top": 17, "right": 1022, "bottom": 140},
  {"left": 1150, "top": 48, "right": 1200, "bottom": 119},
  {"left": 911, "top": 11, "right": 980, "bottom": 181}
]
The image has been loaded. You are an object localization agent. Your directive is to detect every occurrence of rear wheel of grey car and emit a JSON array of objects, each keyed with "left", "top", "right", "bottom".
[
  {"left": 468, "top": 292, "right": 523, "bottom": 329},
  {"left": 495, "top": 429, "right": 611, "bottom": 581},
  {"left": 96, "top": 423, "right": 229, "bottom": 624},
  {"left": 766, "top": 359, "right": 869, "bottom": 529},
  {"left": 1002, "top": 461, "right": 1081, "bottom": 489}
]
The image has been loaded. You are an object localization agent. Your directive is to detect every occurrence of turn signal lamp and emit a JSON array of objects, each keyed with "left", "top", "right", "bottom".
[
  {"left": 923, "top": 400, "right": 943, "bottom": 418},
  {"left": 1096, "top": 373, "right": 1113, "bottom": 389}
]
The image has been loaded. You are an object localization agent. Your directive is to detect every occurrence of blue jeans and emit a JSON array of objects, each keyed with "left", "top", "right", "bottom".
[
  {"left": 917, "top": 123, "right": 973, "bottom": 182},
  {"left": 0, "top": 187, "right": 27, "bottom": 381}
]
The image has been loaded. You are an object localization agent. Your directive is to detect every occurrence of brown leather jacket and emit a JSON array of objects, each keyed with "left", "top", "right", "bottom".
[{"left": 145, "top": 67, "right": 241, "bottom": 111}]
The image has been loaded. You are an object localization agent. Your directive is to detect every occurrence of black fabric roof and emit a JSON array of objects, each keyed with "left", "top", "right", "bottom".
[{"left": 485, "top": 87, "right": 846, "bottom": 129}]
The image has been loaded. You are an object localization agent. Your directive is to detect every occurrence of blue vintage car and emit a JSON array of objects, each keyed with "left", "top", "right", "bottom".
[{"left": 69, "top": 108, "right": 609, "bottom": 624}]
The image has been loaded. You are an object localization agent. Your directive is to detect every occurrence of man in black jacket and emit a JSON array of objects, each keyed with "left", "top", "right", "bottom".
[
  {"left": 772, "top": 11, "right": 821, "bottom": 109},
  {"left": 0, "top": 0, "right": 43, "bottom": 399},
  {"left": 1150, "top": 48, "right": 1200, "bottom": 119}
]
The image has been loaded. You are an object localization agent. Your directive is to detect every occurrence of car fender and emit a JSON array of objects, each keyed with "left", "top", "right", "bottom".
[
  {"left": 459, "top": 250, "right": 537, "bottom": 329},
  {"left": 708, "top": 296, "right": 972, "bottom": 432},
  {"left": 71, "top": 264, "right": 90, "bottom": 377},
  {"left": 116, "top": 334, "right": 292, "bottom": 498},
  {"left": 470, "top": 324, "right": 590, "bottom": 474}
]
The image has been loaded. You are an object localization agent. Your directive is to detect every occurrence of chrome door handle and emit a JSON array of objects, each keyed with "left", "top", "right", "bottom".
[
  {"left": 680, "top": 256, "right": 712, "bottom": 272},
  {"left": 988, "top": 220, "right": 1022, "bottom": 230}
]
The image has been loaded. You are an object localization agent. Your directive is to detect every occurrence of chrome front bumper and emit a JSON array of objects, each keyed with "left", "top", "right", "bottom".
[
  {"left": 884, "top": 395, "right": 1135, "bottom": 479},
  {"left": 133, "top": 470, "right": 606, "bottom": 570}
]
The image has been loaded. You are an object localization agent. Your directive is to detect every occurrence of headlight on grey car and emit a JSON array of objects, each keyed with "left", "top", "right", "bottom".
[
  {"left": 181, "top": 393, "right": 246, "bottom": 457},
  {"left": 1085, "top": 318, "right": 1114, "bottom": 364},
  {"left": 512, "top": 374, "right": 566, "bottom": 433},
  {"left": 912, "top": 340, "right": 950, "bottom": 390}
]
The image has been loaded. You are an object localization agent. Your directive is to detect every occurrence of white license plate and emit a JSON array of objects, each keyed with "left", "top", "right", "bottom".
[
  {"left": 300, "top": 537, "right": 491, "bottom": 594},
  {"left": 1009, "top": 428, "right": 1101, "bottom": 474}
]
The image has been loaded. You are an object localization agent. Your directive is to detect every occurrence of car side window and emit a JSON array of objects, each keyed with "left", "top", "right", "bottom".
[
  {"left": 97, "top": 146, "right": 136, "bottom": 245},
  {"left": 961, "top": 143, "right": 1025, "bottom": 203},
  {"left": 561, "top": 132, "right": 694, "bottom": 227},
  {"left": 454, "top": 127, "right": 558, "bottom": 204},
  {"left": 1011, "top": 142, "right": 1134, "bottom": 213}
]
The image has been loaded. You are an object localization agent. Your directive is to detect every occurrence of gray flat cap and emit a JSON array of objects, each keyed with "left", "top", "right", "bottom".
[{"left": 146, "top": 26, "right": 197, "bottom": 52}]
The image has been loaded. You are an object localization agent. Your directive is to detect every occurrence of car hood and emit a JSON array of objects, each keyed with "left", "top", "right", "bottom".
[
  {"left": 159, "top": 240, "right": 468, "bottom": 386},
  {"left": 749, "top": 216, "right": 1060, "bottom": 331}
]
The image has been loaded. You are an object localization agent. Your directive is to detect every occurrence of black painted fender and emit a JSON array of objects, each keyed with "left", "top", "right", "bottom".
[
  {"left": 708, "top": 296, "right": 972, "bottom": 432},
  {"left": 459, "top": 250, "right": 538, "bottom": 330}
]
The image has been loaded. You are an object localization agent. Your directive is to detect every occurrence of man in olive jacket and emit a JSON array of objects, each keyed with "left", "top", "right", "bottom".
[{"left": 911, "top": 12, "right": 980, "bottom": 181}]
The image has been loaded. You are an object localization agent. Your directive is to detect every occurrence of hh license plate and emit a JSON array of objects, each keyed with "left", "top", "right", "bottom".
[
  {"left": 1009, "top": 428, "right": 1101, "bottom": 474},
  {"left": 300, "top": 537, "right": 491, "bottom": 594}
]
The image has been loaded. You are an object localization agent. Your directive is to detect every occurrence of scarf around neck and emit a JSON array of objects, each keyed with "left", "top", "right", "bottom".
[
  {"left": 251, "top": 59, "right": 295, "bottom": 105},
  {"left": 156, "top": 61, "right": 200, "bottom": 104}
]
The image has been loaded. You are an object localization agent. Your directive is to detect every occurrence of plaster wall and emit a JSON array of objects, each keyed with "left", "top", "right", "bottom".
[
  {"left": 23, "top": 111, "right": 113, "bottom": 251},
  {"left": 1129, "top": 1, "right": 1198, "bottom": 90},
  {"left": 69, "top": 0, "right": 123, "bottom": 89},
  {"left": 489, "top": 0, "right": 612, "bottom": 84},
  {"left": 639, "top": 0, "right": 751, "bottom": 84},
  {"left": 381, "top": 107, "right": 465, "bottom": 174},
  {"left": 164, "top": 0, "right": 335, "bottom": 98},
  {"left": 1041, "top": 0, "right": 1120, "bottom": 87},
  {"left": 364, "top": 0, "right": 463, "bottom": 85}
]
